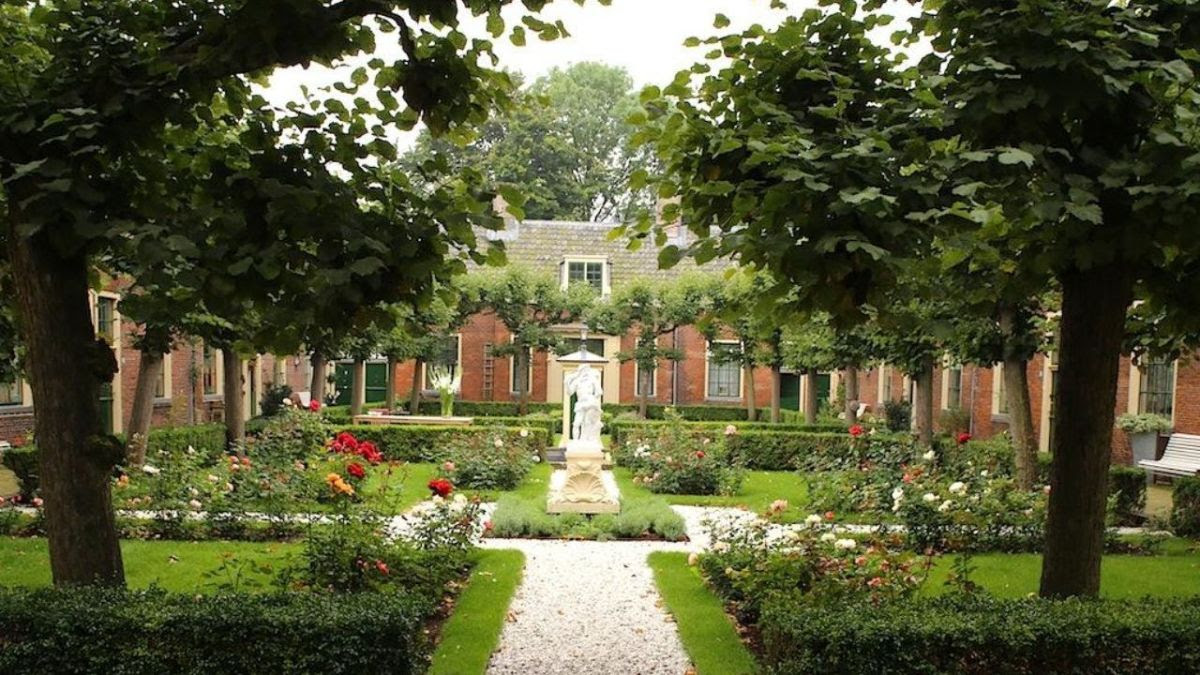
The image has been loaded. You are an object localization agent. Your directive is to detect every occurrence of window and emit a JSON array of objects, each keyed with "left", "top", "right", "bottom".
[
  {"left": 560, "top": 337, "right": 605, "bottom": 357},
  {"left": 96, "top": 296, "right": 116, "bottom": 342},
  {"left": 1138, "top": 356, "right": 1176, "bottom": 417},
  {"left": 635, "top": 362, "right": 656, "bottom": 398},
  {"left": 154, "top": 356, "right": 168, "bottom": 399},
  {"left": 202, "top": 346, "right": 218, "bottom": 396},
  {"left": 510, "top": 345, "right": 532, "bottom": 394},
  {"left": 0, "top": 376, "right": 22, "bottom": 406},
  {"left": 562, "top": 257, "right": 608, "bottom": 295},
  {"left": 993, "top": 364, "right": 1009, "bottom": 415},
  {"left": 945, "top": 368, "right": 962, "bottom": 409},
  {"left": 707, "top": 342, "right": 742, "bottom": 399},
  {"left": 424, "top": 335, "right": 461, "bottom": 389}
]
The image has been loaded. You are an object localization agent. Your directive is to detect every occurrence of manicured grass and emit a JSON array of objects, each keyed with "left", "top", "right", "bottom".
[
  {"left": 614, "top": 467, "right": 810, "bottom": 515},
  {"left": 430, "top": 549, "right": 525, "bottom": 674},
  {"left": 509, "top": 461, "right": 553, "bottom": 499},
  {"left": 648, "top": 551, "right": 758, "bottom": 675},
  {"left": 921, "top": 539, "right": 1200, "bottom": 599},
  {"left": 0, "top": 537, "right": 299, "bottom": 592}
]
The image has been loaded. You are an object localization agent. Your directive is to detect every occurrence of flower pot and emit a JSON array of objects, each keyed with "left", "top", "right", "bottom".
[{"left": 1129, "top": 432, "right": 1160, "bottom": 464}]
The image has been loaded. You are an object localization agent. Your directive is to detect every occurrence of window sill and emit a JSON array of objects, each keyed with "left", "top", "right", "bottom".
[
  {"left": 203, "top": 395, "right": 224, "bottom": 403},
  {"left": 0, "top": 405, "right": 33, "bottom": 415},
  {"left": 705, "top": 397, "right": 742, "bottom": 403},
  {"left": 991, "top": 414, "right": 1011, "bottom": 424},
  {"left": 153, "top": 398, "right": 172, "bottom": 406}
]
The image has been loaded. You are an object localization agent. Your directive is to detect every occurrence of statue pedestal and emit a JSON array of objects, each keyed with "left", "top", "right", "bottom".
[{"left": 546, "top": 440, "right": 620, "bottom": 514}]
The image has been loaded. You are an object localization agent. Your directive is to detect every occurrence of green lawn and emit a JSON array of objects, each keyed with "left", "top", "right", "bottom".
[
  {"left": 614, "top": 467, "right": 810, "bottom": 515},
  {"left": 430, "top": 549, "right": 525, "bottom": 674},
  {"left": 649, "top": 551, "right": 758, "bottom": 675},
  {"left": 0, "top": 536, "right": 299, "bottom": 592},
  {"left": 921, "top": 539, "right": 1200, "bottom": 599}
]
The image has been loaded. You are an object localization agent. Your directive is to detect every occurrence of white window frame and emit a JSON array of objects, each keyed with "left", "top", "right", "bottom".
[
  {"left": 509, "top": 338, "right": 533, "bottom": 395},
  {"left": 561, "top": 255, "right": 610, "bottom": 296},
  {"left": 705, "top": 340, "right": 743, "bottom": 400},
  {"left": 154, "top": 353, "right": 173, "bottom": 401},
  {"left": 1129, "top": 356, "right": 1178, "bottom": 423},
  {"left": 992, "top": 364, "right": 1009, "bottom": 416},
  {"left": 940, "top": 365, "right": 963, "bottom": 411},
  {"left": 877, "top": 364, "right": 890, "bottom": 404},
  {"left": 634, "top": 360, "right": 656, "bottom": 398}
]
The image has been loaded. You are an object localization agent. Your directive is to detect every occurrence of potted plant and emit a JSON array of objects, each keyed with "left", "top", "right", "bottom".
[
  {"left": 1115, "top": 413, "right": 1173, "bottom": 463},
  {"left": 428, "top": 366, "right": 461, "bottom": 418}
]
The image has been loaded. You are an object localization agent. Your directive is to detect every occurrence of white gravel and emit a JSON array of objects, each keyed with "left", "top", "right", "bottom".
[{"left": 483, "top": 539, "right": 692, "bottom": 675}]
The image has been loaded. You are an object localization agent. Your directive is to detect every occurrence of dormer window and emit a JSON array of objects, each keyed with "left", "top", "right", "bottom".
[{"left": 561, "top": 256, "right": 610, "bottom": 295}]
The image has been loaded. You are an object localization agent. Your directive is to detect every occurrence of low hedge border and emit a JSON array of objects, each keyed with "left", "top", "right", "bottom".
[
  {"left": 759, "top": 595, "right": 1200, "bottom": 674},
  {"left": 332, "top": 424, "right": 549, "bottom": 463},
  {"left": 609, "top": 420, "right": 847, "bottom": 448},
  {"left": 0, "top": 587, "right": 439, "bottom": 674},
  {"left": 725, "top": 430, "right": 859, "bottom": 471}
]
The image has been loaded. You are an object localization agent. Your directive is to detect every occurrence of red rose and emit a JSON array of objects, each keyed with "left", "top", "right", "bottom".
[
  {"left": 956, "top": 432, "right": 972, "bottom": 445},
  {"left": 309, "top": 400, "right": 321, "bottom": 412},
  {"left": 849, "top": 424, "right": 865, "bottom": 437},
  {"left": 375, "top": 560, "right": 389, "bottom": 575},
  {"left": 484, "top": 520, "right": 494, "bottom": 532},
  {"left": 695, "top": 450, "right": 705, "bottom": 459},
  {"left": 347, "top": 462, "right": 366, "bottom": 479},
  {"left": 824, "top": 511, "right": 835, "bottom": 521},
  {"left": 428, "top": 478, "right": 453, "bottom": 497}
]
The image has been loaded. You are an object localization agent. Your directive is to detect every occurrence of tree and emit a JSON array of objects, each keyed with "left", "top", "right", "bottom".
[
  {"left": 0, "top": 0, "right": 585, "bottom": 587},
  {"left": 588, "top": 274, "right": 715, "bottom": 418},
  {"left": 917, "top": 0, "right": 1200, "bottom": 597},
  {"left": 403, "top": 61, "right": 652, "bottom": 222},
  {"left": 377, "top": 293, "right": 479, "bottom": 414},
  {"left": 467, "top": 266, "right": 593, "bottom": 415}
]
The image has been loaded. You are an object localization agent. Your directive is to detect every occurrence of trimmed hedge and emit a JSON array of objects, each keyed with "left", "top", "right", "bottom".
[
  {"left": 1109, "top": 465, "right": 1147, "bottom": 526},
  {"left": 333, "top": 424, "right": 549, "bottom": 463},
  {"left": 413, "top": 400, "right": 768, "bottom": 421},
  {"left": 609, "top": 419, "right": 846, "bottom": 448},
  {"left": 472, "top": 414, "right": 558, "bottom": 440},
  {"left": 0, "top": 587, "right": 437, "bottom": 674},
  {"left": 759, "top": 596, "right": 1200, "bottom": 674},
  {"left": 725, "top": 430, "right": 857, "bottom": 471},
  {"left": 0, "top": 445, "right": 37, "bottom": 499},
  {"left": 1173, "top": 476, "right": 1200, "bottom": 538}
]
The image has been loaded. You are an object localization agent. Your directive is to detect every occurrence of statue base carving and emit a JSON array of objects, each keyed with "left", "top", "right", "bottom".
[{"left": 546, "top": 440, "right": 620, "bottom": 514}]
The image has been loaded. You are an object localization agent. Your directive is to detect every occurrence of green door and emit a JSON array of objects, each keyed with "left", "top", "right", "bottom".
[
  {"left": 816, "top": 373, "right": 832, "bottom": 407},
  {"left": 333, "top": 364, "right": 353, "bottom": 406},
  {"left": 780, "top": 373, "right": 801, "bottom": 411},
  {"left": 365, "top": 363, "right": 388, "bottom": 403}
]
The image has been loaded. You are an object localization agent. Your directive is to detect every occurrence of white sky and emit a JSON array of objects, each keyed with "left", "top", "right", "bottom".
[{"left": 263, "top": 0, "right": 921, "bottom": 149}]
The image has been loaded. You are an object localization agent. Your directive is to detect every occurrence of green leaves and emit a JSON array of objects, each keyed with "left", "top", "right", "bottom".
[{"left": 996, "top": 148, "right": 1034, "bottom": 167}]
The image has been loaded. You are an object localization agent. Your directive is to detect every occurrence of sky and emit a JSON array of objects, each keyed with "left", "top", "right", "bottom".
[{"left": 263, "top": 0, "right": 921, "bottom": 149}]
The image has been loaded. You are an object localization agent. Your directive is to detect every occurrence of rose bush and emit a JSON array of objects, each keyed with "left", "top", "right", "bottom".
[{"left": 621, "top": 411, "right": 744, "bottom": 496}]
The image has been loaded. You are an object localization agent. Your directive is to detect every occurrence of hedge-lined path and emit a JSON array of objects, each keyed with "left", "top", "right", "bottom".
[{"left": 481, "top": 539, "right": 692, "bottom": 674}]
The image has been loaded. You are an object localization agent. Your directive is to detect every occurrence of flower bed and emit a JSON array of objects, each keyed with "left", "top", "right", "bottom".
[
  {"left": 486, "top": 494, "right": 687, "bottom": 541},
  {"left": 619, "top": 419, "right": 744, "bottom": 496},
  {"left": 331, "top": 424, "right": 547, "bottom": 464}
]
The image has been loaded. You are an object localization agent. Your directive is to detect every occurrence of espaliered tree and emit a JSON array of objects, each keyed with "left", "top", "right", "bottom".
[
  {"left": 588, "top": 274, "right": 716, "bottom": 418},
  {"left": 467, "top": 266, "right": 594, "bottom": 415},
  {"left": 916, "top": 0, "right": 1200, "bottom": 597},
  {"left": 0, "top": 0, "right": 591, "bottom": 587}
]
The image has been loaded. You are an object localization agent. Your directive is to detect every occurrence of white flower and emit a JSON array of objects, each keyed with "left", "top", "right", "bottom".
[
  {"left": 188, "top": 499, "right": 202, "bottom": 510},
  {"left": 922, "top": 450, "right": 935, "bottom": 462},
  {"left": 980, "top": 470, "right": 989, "bottom": 477},
  {"left": 431, "top": 495, "right": 444, "bottom": 504},
  {"left": 712, "top": 541, "right": 730, "bottom": 553},
  {"left": 519, "top": 428, "right": 529, "bottom": 438},
  {"left": 493, "top": 438, "right": 504, "bottom": 448},
  {"left": 834, "top": 538, "right": 857, "bottom": 551},
  {"left": 141, "top": 465, "right": 161, "bottom": 476},
  {"left": 805, "top": 514, "right": 823, "bottom": 526},
  {"left": 891, "top": 487, "right": 905, "bottom": 501},
  {"left": 532, "top": 454, "right": 541, "bottom": 463},
  {"left": 428, "top": 366, "right": 460, "bottom": 394},
  {"left": 453, "top": 493, "right": 467, "bottom": 506},
  {"left": 922, "top": 493, "right": 937, "bottom": 503},
  {"left": 188, "top": 487, "right": 199, "bottom": 497},
  {"left": 820, "top": 533, "right": 837, "bottom": 542},
  {"left": 186, "top": 445, "right": 196, "bottom": 455},
  {"left": 207, "top": 474, "right": 219, "bottom": 483},
  {"left": 938, "top": 500, "right": 953, "bottom": 513},
  {"left": 948, "top": 481, "right": 966, "bottom": 495}
]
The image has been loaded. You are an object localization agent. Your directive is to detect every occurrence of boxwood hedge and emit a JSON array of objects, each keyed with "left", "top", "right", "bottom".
[
  {"left": 0, "top": 587, "right": 438, "bottom": 674},
  {"left": 759, "top": 596, "right": 1200, "bottom": 674},
  {"left": 332, "top": 424, "right": 549, "bottom": 463},
  {"left": 609, "top": 420, "right": 847, "bottom": 449}
]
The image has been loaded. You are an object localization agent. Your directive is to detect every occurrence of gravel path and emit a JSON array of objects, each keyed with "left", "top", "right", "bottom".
[{"left": 483, "top": 539, "right": 692, "bottom": 675}]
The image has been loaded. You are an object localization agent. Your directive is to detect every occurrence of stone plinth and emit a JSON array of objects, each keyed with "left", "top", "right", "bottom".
[{"left": 546, "top": 440, "right": 620, "bottom": 514}]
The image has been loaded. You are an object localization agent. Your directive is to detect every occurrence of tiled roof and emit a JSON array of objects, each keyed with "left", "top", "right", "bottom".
[{"left": 475, "top": 219, "right": 730, "bottom": 281}]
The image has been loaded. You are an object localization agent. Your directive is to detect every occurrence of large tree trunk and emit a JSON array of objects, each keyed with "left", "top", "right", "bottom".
[
  {"left": 769, "top": 364, "right": 781, "bottom": 423},
  {"left": 1040, "top": 265, "right": 1132, "bottom": 599},
  {"left": 222, "top": 348, "right": 244, "bottom": 449},
  {"left": 1004, "top": 356, "right": 1037, "bottom": 489},
  {"left": 516, "top": 348, "right": 530, "bottom": 416},
  {"left": 744, "top": 363, "right": 757, "bottom": 422},
  {"left": 803, "top": 369, "right": 819, "bottom": 424},
  {"left": 9, "top": 226, "right": 124, "bottom": 586},
  {"left": 844, "top": 365, "right": 860, "bottom": 425},
  {"left": 310, "top": 351, "right": 327, "bottom": 405},
  {"left": 914, "top": 359, "right": 935, "bottom": 446},
  {"left": 408, "top": 356, "right": 424, "bottom": 414},
  {"left": 350, "top": 358, "right": 366, "bottom": 417},
  {"left": 126, "top": 348, "right": 164, "bottom": 466},
  {"left": 385, "top": 356, "right": 398, "bottom": 413}
]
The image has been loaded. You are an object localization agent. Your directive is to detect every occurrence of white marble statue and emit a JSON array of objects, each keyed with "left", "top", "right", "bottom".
[{"left": 566, "top": 364, "right": 603, "bottom": 445}]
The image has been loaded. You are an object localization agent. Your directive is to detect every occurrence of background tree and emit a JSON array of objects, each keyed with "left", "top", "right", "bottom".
[
  {"left": 467, "top": 266, "right": 593, "bottom": 415},
  {"left": 0, "top": 0, "right": 579, "bottom": 587},
  {"left": 403, "top": 61, "right": 652, "bottom": 222}
]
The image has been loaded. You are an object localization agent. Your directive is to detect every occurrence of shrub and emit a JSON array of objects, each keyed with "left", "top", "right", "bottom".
[
  {"left": 0, "top": 587, "right": 444, "bottom": 674},
  {"left": 146, "top": 424, "right": 226, "bottom": 460},
  {"left": 259, "top": 384, "right": 293, "bottom": 418},
  {"left": 608, "top": 419, "right": 846, "bottom": 447},
  {"left": 723, "top": 430, "right": 912, "bottom": 472},
  {"left": 331, "top": 425, "right": 547, "bottom": 464},
  {"left": 758, "top": 596, "right": 1200, "bottom": 674},
  {"left": 443, "top": 432, "right": 535, "bottom": 491},
  {"left": 939, "top": 435, "right": 1016, "bottom": 478},
  {"left": 472, "top": 414, "right": 558, "bottom": 443},
  {"left": 895, "top": 473, "right": 1047, "bottom": 553},
  {"left": 1109, "top": 465, "right": 1147, "bottom": 526},
  {"left": 250, "top": 409, "right": 329, "bottom": 462},
  {"left": 883, "top": 400, "right": 911, "bottom": 432},
  {"left": 0, "top": 445, "right": 38, "bottom": 499},
  {"left": 937, "top": 406, "right": 971, "bottom": 434},
  {"left": 622, "top": 411, "right": 743, "bottom": 495},
  {"left": 1172, "top": 476, "right": 1200, "bottom": 538},
  {"left": 486, "top": 494, "right": 685, "bottom": 540},
  {"left": 1115, "top": 412, "right": 1174, "bottom": 434}
]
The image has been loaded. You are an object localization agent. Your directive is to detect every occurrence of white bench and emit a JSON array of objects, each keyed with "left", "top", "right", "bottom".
[{"left": 1138, "top": 432, "right": 1200, "bottom": 479}]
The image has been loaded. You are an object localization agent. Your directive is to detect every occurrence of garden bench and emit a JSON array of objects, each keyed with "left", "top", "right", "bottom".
[{"left": 1138, "top": 432, "right": 1200, "bottom": 479}]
